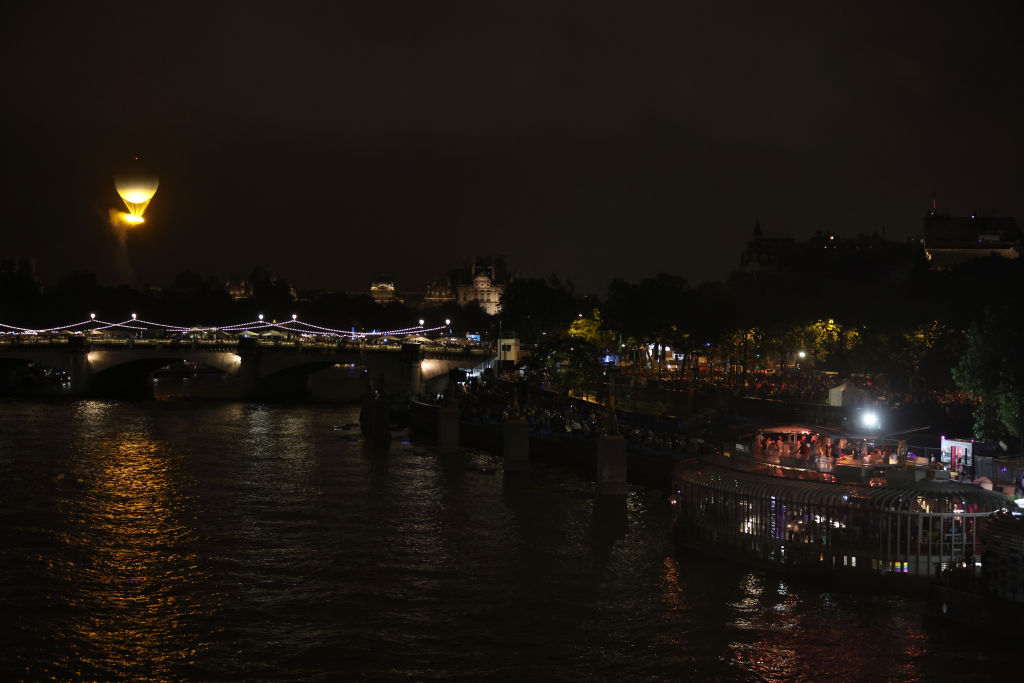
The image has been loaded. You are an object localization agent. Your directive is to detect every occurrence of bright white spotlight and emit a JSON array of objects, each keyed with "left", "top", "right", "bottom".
[{"left": 861, "top": 411, "right": 880, "bottom": 429}]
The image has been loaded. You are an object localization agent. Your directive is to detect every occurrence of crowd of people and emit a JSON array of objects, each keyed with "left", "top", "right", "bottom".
[
  {"left": 630, "top": 367, "right": 977, "bottom": 414},
  {"left": 754, "top": 431, "right": 920, "bottom": 470}
]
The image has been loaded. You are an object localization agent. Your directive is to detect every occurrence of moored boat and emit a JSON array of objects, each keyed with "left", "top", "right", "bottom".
[{"left": 670, "top": 424, "right": 1011, "bottom": 589}]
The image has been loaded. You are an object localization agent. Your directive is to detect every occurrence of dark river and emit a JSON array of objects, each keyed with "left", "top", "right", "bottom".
[{"left": 0, "top": 401, "right": 1011, "bottom": 680}]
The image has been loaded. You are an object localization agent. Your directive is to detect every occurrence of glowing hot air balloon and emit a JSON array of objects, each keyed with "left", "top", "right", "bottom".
[{"left": 114, "top": 159, "right": 159, "bottom": 225}]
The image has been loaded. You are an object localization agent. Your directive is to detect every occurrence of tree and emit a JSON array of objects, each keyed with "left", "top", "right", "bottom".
[
  {"left": 499, "top": 275, "right": 582, "bottom": 343},
  {"left": 899, "top": 321, "right": 963, "bottom": 398},
  {"left": 953, "top": 305, "right": 1024, "bottom": 440},
  {"left": 603, "top": 273, "right": 689, "bottom": 343},
  {"left": 721, "top": 327, "right": 765, "bottom": 376},
  {"left": 568, "top": 308, "right": 614, "bottom": 351}
]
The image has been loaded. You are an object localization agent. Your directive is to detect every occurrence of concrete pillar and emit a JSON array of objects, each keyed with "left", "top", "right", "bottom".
[
  {"left": 67, "top": 336, "right": 92, "bottom": 396},
  {"left": 364, "top": 396, "right": 391, "bottom": 444},
  {"left": 237, "top": 337, "right": 261, "bottom": 399},
  {"left": 596, "top": 435, "right": 628, "bottom": 496},
  {"left": 437, "top": 405, "right": 461, "bottom": 454},
  {"left": 401, "top": 343, "right": 423, "bottom": 395},
  {"left": 503, "top": 418, "right": 531, "bottom": 472}
]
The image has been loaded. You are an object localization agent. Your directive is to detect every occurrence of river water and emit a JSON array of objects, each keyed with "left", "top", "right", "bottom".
[{"left": 0, "top": 401, "right": 1011, "bottom": 681}]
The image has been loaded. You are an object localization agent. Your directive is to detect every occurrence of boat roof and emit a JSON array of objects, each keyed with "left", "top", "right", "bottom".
[{"left": 750, "top": 423, "right": 932, "bottom": 442}]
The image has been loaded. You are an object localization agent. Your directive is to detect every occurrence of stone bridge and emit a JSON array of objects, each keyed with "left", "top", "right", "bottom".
[{"left": 0, "top": 336, "right": 492, "bottom": 398}]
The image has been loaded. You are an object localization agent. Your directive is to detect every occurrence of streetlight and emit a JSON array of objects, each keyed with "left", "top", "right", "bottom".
[
  {"left": 292, "top": 314, "right": 297, "bottom": 321},
  {"left": 90, "top": 313, "right": 96, "bottom": 320},
  {"left": 418, "top": 319, "right": 425, "bottom": 327},
  {"left": 258, "top": 314, "right": 264, "bottom": 321},
  {"left": 131, "top": 313, "right": 137, "bottom": 320}
]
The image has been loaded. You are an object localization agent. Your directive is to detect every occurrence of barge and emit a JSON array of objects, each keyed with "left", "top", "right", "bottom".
[{"left": 670, "top": 424, "right": 1010, "bottom": 588}]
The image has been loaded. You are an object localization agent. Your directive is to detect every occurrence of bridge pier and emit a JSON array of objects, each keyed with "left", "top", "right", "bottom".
[
  {"left": 67, "top": 336, "right": 92, "bottom": 396},
  {"left": 237, "top": 338, "right": 261, "bottom": 399},
  {"left": 401, "top": 343, "right": 423, "bottom": 396},
  {"left": 361, "top": 395, "right": 392, "bottom": 444}
]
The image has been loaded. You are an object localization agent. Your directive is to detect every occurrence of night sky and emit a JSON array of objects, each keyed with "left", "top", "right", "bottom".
[{"left": 3, "top": 1, "right": 1022, "bottom": 294}]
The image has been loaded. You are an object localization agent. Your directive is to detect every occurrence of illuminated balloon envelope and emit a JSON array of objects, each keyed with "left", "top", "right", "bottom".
[{"left": 114, "top": 172, "right": 159, "bottom": 224}]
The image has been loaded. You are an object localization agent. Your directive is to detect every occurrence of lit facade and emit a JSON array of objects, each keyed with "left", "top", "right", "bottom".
[
  {"left": 456, "top": 271, "right": 504, "bottom": 315},
  {"left": 370, "top": 277, "right": 403, "bottom": 304}
]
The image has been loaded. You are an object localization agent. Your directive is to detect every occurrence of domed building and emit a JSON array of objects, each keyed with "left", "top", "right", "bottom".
[
  {"left": 370, "top": 276, "right": 403, "bottom": 304},
  {"left": 453, "top": 258, "right": 508, "bottom": 315}
]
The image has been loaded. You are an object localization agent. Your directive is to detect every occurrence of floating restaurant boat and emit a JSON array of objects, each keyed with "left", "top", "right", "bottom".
[{"left": 670, "top": 424, "right": 1011, "bottom": 588}]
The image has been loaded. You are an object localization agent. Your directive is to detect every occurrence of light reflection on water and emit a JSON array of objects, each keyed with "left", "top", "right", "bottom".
[
  {"left": 61, "top": 405, "right": 205, "bottom": 680},
  {"left": 0, "top": 401, "right": 1015, "bottom": 680}
]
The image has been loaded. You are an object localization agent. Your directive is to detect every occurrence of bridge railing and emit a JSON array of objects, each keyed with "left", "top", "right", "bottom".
[
  {"left": 0, "top": 334, "right": 493, "bottom": 355},
  {"left": 0, "top": 336, "right": 71, "bottom": 346}
]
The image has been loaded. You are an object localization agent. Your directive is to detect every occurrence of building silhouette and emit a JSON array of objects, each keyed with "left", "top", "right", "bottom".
[{"left": 922, "top": 204, "right": 1021, "bottom": 268}]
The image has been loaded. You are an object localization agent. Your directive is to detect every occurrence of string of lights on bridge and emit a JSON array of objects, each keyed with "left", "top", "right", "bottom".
[{"left": 0, "top": 314, "right": 453, "bottom": 340}]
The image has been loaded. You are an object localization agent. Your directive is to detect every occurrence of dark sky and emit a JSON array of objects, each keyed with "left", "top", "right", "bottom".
[{"left": 3, "top": 1, "right": 1023, "bottom": 294}]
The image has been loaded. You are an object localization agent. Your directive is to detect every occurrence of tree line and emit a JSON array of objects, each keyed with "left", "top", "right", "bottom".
[{"left": 498, "top": 257, "right": 1024, "bottom": 442}]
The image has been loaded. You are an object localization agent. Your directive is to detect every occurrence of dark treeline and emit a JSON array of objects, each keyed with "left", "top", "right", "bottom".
[
  {"left": 499, "top": 255, "right": 1024, "bottom": 441},
  {"left": 503, "top": 255, "right": 1024, "bottom": 350},
  {"left": 0, "top": 269, "right": 493, "bottom": 334}
]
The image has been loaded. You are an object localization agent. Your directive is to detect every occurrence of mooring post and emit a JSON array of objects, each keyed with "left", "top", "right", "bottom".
[
  {"left": 437, "top": 370, "right": 461, "bottom": 454},
  {"left": 596, "top": 435, "right": 628, "bottom": 495},
  {"left": 596, "top": 383, "right": 627, "bottom": 495},
  {"left": 503, "top": 418, "right": 530, "bottom": 472},
  {"left": 502, "top": 386, "right": 530, "bottom": 472}
]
